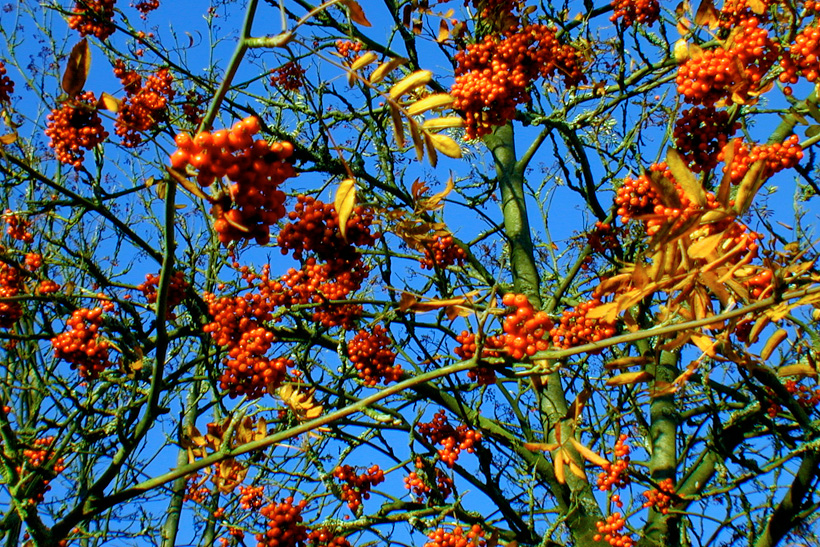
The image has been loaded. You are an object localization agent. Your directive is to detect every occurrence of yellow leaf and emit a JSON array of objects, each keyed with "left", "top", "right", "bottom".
[
  {"left": 760, "top": 328, "right": 788, "bottom": 361},
  {"left": 370, "top": 57, "right": 407, "bottom": 84},
  {"left": 406, "top": 93, "right": 455, "bottom": 116},
  {"left": 667, "top": 148, "right": 707, "bottom": 207},
  {"left": 688, "top": 232, "right": 724, "bottom": 259},
  {"left": 734, "top": 159, "right": 766, "bottom": 214},
  {"left": 409, "top": 120, "right": 425, "bottom": 161},
  {"left": 674, "top": 39, "right": 690, "bottom": 63},
  {"left": 339, "top": 0, "right": 371, "bottom": 26},
  {"left": 777, "top": 364, "right": 818, "bottom": 378},
  {"left": 584, "top": 300, "right": 619, "bottom": 322},
  {"left": 422, "top": 116, "right": 465, "bottom": 130},
  {"left": 62, "top": 38, "right": 91, "bottom": 97},
  {"left": 748, "top": 314, "right": 770, "bottom": 345},
  {"left": 437, "top": 19, "right": 450, "bottom": 42},
  {"left": 98, "top": 91, "right": 121, "bottom": 112},
  {"left": 690, "top": 333, "right": 716, "bottom": 357},
  {"left": 350, "top": 51, "right": 377, "bottom": 73},
  {"left": 423, "top": 132, "right": 438, "bottom": 167},
  {"left": 605, "top": 355, "right": 649, "bottom": 369},
  {"left": 695, "top": 0, "right": 719, "bottom": 27},
  {"left": 554, "top": 448, "right": 566, "bottom": 484},
  {"left": 523, "top": 442, "right": 559, "bottom": 452},
  {"left": 389, "top": 70, "right": 433, "bottom": 99},
  {"left": 334, "top": 178, "right": 356, "bottom": 241},
  {"left": 568, "top": 460, "right": 586, "bottom": 479},
  {"left": 569, "top": 437, "right": 609, "bottom": 467},
  {"left": 0, "top": 133, "right": 17, "bottom": 145},
  {"left": 427, "top": 132, "right": 462, "bottom": 158},
  {"left": 605, "top": 371, "right": 654, "bottom": 386},
  {"left": 390, "top": 103, "right": 405, "bottom": 148}
]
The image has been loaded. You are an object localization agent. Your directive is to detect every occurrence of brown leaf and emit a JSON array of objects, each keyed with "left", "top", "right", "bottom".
[
  {"left": 417, "top": 175, "right": 454, "bottom": 211},
  {"left": 606, "top": 371, "right": 654, "bottom": 386},
  {"left": 166, "top": 166, "right": 210, "bottom": 201},
  {"left": 605, "top": 355, "right": 649, "bottom": 369},
  {"left": 734, "top": 159, "right": 766, "bottom": 214},
  {"left": 565, "top": 387, "right": 591, "bottom": 422},
  {"left": 62, "top": 39, "right": 91, "bottom": 97},
  {"left": 760, "top": 328, "right": 788, "bottom": 361},
  {"left": 334, "top": 178, "right": 356, "bottom": 241},
  {"left": 339, "top": 0, "right": 371, "bottom": 26},
  {"left": 648, "top": 169, "right": 682, "bottom": 209},
  {"left": 695, "top": 0, "right": 719, "bottom": 27}
]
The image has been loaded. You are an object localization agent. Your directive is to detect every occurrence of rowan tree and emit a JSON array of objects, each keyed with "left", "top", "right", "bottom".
[{"left": 0, "top": 1, "right": 819, "bottom": 547}]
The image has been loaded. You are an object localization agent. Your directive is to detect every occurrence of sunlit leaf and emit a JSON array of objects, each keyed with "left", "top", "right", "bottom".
[
  {"left": 760, "top": 328, "right": 788, "bottom": 361},
  {"left": 569, "top": 437, "right": 609, "bottom": 467},
  {"left": 0, "top": 133, "right": 17, "bottom": 145},
  {"left": 667, "top": 148, "right": 707, "bottom": 207},
  {"left": 390, "top": 103, "right": 405, "bottom": 148},
  {"left": 437, "top": 19, "right": 450, "bottom": 42},
  {"left": 777, "top": 364, "right": 817, "bottom": 378},
  {"left": 605, "top": 356, "right": 649, "bottom": 369},
  {"left": 334, "top": 178, "right": 356, "bottom": 241},
  {"left": 389, "top": 70, "right": 433, "bottom": 99},
  {"left": 422, "top": 116, "right": 465, "bottom": 130},
  {"left": 166, "top": 166, "right": 210, "bottom": 201},
  {"left": 339, "top": 0, "right": 371, "bottom": 26},
  {"left": 98, "top": 92, "right": 121, "bottom": 112},
  {"left": 406, "top": 93, "right": 455, "bottom": 116},
  {"left": 427, "top": 132, "right": 462, "bottom": 158},
  {"left": 605, "top": 371, "right": 654, "bottom": 386},
  {"left": 688, "top": 232, "right": 724, "bottom": 259},
  {"left": 409, "top": 120, "right": 425, "bottom": 161},
  {"left": 370, "top": 57, "right": 406, "bottom": 84},
  {"left": 62, "top": 38, "right": 91, "bottom": 97},
  {"left": 734, "top": 159, "right": 766, "bottom": 214},
  {"left": 423, "top": 132, "right": 438, "bottom": 167},
  {"left": 523, "top": 441, "right": 559, "bottom": 452}
]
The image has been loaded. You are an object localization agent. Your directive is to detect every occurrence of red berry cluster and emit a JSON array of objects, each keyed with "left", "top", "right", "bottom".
[
  {"left": 744, "top": 268, "right": 773, "bottom": 299},
  {"left": 610, "top": 0, "right": 660, "bottom": 27},
  {"left": 779, "top": 25, "right": 820, "bottom": 93},
  {"left": 335, "top": 40, "right": 363, "bottom": 58},
  {"left": 51, "top": 307, "right": 111, "bottom": 379},
  {"left": 184, "top": 472, "right": 210, "bottom": 504},
  {"left": 137, "top": 271, "right": 188, "bottom": 318},
  {"left": 45, "top": 91, "right": 109, "bottom": 168},
  {"left": 347, "top": 325, "right": 401, "bottom": 385},
  {"left": 221, "top": 328, "right": 292, "bottom": 399},
  {"left": 424, "top": 525, "right": 485, "bottom": 547},
  {"left": 416, "top": 410, "right": 481, "bottom": 468},
  {"left": 718, "top": 0, "right": 773, "bottom": 27},
  {"left": 333, "top": 464, "right": 385, "bottom": 512},
  {"left": 718, "top": 135, "right": 803, "bottom": 185},
  {"left": 596, "top": 434, "right": 631, "bottom": 491},
  {"left": 676, "top": 18, "right": 778, "bottom": 106},
  {"left": 170, "top": 117, "right": 295, "bottom": 245},
  {"left": 239, "top": 484, "right": 265, "bottom": 509},
  {"left": 19, "top": 436, "right": 66, "bottom": 504},
  {"left": 38, "top": 279, "right": 61, "bottom": 295},
  {"left": 182, "top": 90, "right": 205, "bottom": 127},
  {"left": 453, "top": 331, "right": 503, "bottom": 385},
  {"left": 586, "top": 222, "right": 619, "bottom": 255},
  {"left": 24, "top": 253, "right": 42, "bottom": 271},
  {"left": 420, "top": 235, "right": 467, "bottom": 270},
  {"left": 113, "top": 62, "right": 175, "bottom": 147},
  {"left": 501, "top": 293, "right": 553, "bottom": 360},
  {"left": 256, "top": 497, "right": 308, "bottom": 547},
  {"left": 451, "top": 24, "right": 584, "bottom": 139},
  {"left": 785, "top": 378, "right": 820, "bottom": 408},
  {"left": 277, "top": 195, "right": 377, "bottom": 263},
  {"left": 404, "top": 456, "right": 454, "bottom": 502},
  {"left": 132, "top": 0, "right": 160, "bottom": 18},
  {"left": 642, "top": 478, "right": 675, "bottom": 514},
  {"left": 4, "top": 211, "right": 33, "bottom": 243},
  {"left": 308, "top": 528, "right": 351, "bottom": 547},
  {"left": 550, "top": 298, "right": 617, "bottom": 350},
  {"left": 0, "top": 263, "right": 23, "bottom": 328},
  {"left": 593, "top": 513, "right": 634, "bottom": 547},
  {"left": 673, "top": 106, "right": 740, "bottom": 172},
  {"left": 68, "top": 0, "right": 117, "bottom": 39},
  {"left": 0, "top": 61, "right": 14, "bottom": 103},
  {"left": 271, "top": 62, "right": 306, "bottom": 92}
]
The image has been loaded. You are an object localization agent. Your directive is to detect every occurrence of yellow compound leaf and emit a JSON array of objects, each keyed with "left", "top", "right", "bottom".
[
  {"left": 62, "top": 38, "right": 91, "bottom": 97},
  {"left": 389, "top": 70, "right": 433, "bottom": 99},
  {"left": 422, "top": 116, "right": 465, "bottom": 130},
  {"left": 406, "top": 93, "right": 455, "bottom": 116},
  {"left": 334, "top": 178, "right": 356, "bottom": 241},
  {"left": 339, "top": 0, "right": 371, "bottom": 26},
  {"left": 370, "top": 57, "right": 406, "bottom": 84},
  {"left": 427, "top": 132, "right": 462, "bottom": 158},
  {"left": 760, "top": 328, "right": 788, "bottom": 361}
]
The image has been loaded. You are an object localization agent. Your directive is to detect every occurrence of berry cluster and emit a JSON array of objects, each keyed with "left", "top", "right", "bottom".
[
  {"left": 271, "top": 62, "right": 306, "bottom": 92},
  {"left": 24, "top": 253, "right": 42, "bottom": 271},
  {"left": 420, "top": 235, "right": 467, "bottom": 270},
  {"left": 335, "top": 40, "right": 363, "bottom": 58},
  {"left": 4, "top": 211, "right": 34, "bottom": 243},
  {"left": 113, "top": 61, "right": 175, "bottom": 147},
  {"left": 68, "top": 0, "right": 117, "bottom": 39},
  {"left": 416, "top": 410, "right": 481, "bottom": 467},
  {"left": 676, "top": 18, "right": 778, "bottom": 106},
  {"left": 593, "top": 513, "right": 634, "bottom": 547},
  {"left": 586, "top": 222, "right": 619, "bottom": 254},
  {"left": 550, "top": 298, "right": 617, "bottom": 350},
  {"left": 610, "top": 0, "right": 660, "bottom": 27},
  {"left": 308, "top": 528, "right": 351, "bottom": 547},
  {"left": 182, "top": 90, "right": 204, "bottom": 127},
  {"left": 38, "top": 279, "right": 61, "bottom": 295},
  {"left": 184, "top": 472, "right": 210, "bottom": 504},
  {"left": 424, "top": 525, "right": 485, "bottom": 547},
  {"left": 170, "top": 117, "right": 295, "bottom": 245},
  {"left": 239, "top": 484, "right": 265, "bottom": 509},
  {"left": 501, "top": 293, "right": 553, "bottom": 360},
  {"left": 404, "top": 457, "right": 453, "bottom": 502},
  {"left": 347, "top": 325, "right": 401, "bottom": 385},
  {"left": 137, "top": 271, "right": 188, "bottom": 318},
  {"left": 718, "top": 0, "right": 773, "bottom": 27},
  {"left": 780, "top": 25, "right": 820, "bottom": 93},
  {"left": 718, "top": 135, "right": 803, "bottom": 184},
  {"left": 221, "top": 328, "right": 292, "bottom": 399},
  {"left": 451, "top": 24, "right": 584, "bottom": 139},
  {"left": 743, "top": 268, "right": 773, "bottom": 299},
  {"left": 673, "top": 106, "right": 740, "bottom": 172},
  {"left": 45, "top": 92, "right": 109, "bottom": 168},
  {"left": 785, "top": 378, "right": 820, "bottom": 408},
  {"left": 596, "top": 434, "right": 631, "bottom": 491},
  {"left": 453, "top": 331, "right": 503, "bottom": 385},
  {"left": 0, "top": 263, "right": 23, "bottom": 328},
  {"left": 51, "top": 307, "right": 111, "bottom": 379},
  {"left": 132, "top": 0, "right": 160, "bottom": 18},
  {"left": 277, "top": 195, "right": 376, "bottom": 262},
  {"left": 256, "top": 497, "right": 308, "bottom": 547},
  {"left": 333, "top": 464, "right": 385, "bottom": 512},
  {"left": 0, "top": 61, "right": 14, "bottom": 103},
  {"left": 19, "top": 436, "right": 66, "bottom": 504},
  {"left": 642, "top": 478, "right": 675, "bottom": 514}
]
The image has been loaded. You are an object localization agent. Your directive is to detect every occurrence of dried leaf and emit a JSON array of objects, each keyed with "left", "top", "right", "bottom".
[
  {"left": 408, "top": 296, "right": 467, "bottom": 313},
  {"left": 690, "top": 333, "right": 716, "bottom": 356},
  {"left": 734, "top": 159, "right": 766, "bottom": 214},
  {"left": 406, "top": 93, "right": 455, "bottom": 116},
  {"left": 565, "top": 387, "right": 591, "bottom": 423},
  {"left": 389, "top": 70, "right": 433, "bottom": 99},
  {"left": 748, "top": 314, "right": 771, "bottom": 345},
  {"left": 569, "top": 437, "right": 609, "bottom": 467},
  {"left": 390, "top": 103, "right": 405, "bottom": 148},
  {"left": 399, "top": 292, "right": 418, "bottom": 312},
  {"left": 695, "top": 0, "right": 719, "bottom": 27},
  {"left": 648, "top": 169, "right": 682, "bottom": 209},
  {"left": 427, "top": 132, "right": 462, "bottom": 158},
  {"left": 422, "top": 116, "right": 465, "bottom": 130},
  {"left": 667, "top": 148, "right": 707, "bottom": 207},
  {"left": 584, "top": 301, "right": 619, "bottom": 322},
  {"left": 166, "top": 167, "right": 210, "bottom": 201},
  {"left": 606, "top": 371, "right": 654, "bottom": 386},
  {"left": 370, "top": 57, "right": 406, "bottom": 84},
  {"left": 0, "top": 133, "right": 17, "bottom": 145},
  {"left": 62, "top": 38, "right": 91, "bottom": 96},
  {"left": 98, "top": 91, "right": 121, "bottom": 112},
  {"left": 334, "top": 178, "right": 356, "bottom": 241},
  {"left": 760, "top": 328, "right": 788, "bottom": 361},
  {"left": 339, "top": 0, "right": 371, "bottom": 26},
  {"left": 437, "top": 19, "right": 450, "bottom": 42}
]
